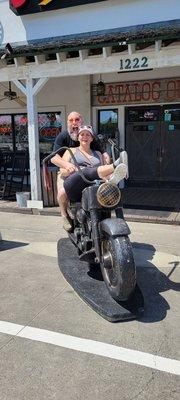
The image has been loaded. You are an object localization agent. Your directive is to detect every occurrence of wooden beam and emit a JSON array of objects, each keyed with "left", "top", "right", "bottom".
[
  {"left": 56, "top": 52, "right": 66, "bottom": 63},
  {"left": 34, "top": 55, "right": 46, "bottom": 65},
  {"left": 26, "top": 77, "right": 42, "bottom": 203},
  {"left": 14, "top": 57, "right": 26, "bottom": 67},
  {"left": 0, "top": 59, "right": 6, "bottom": 68},
  {"left": 12, "top": 79, "right": 27, "bottom": 96},
  {"left": 0, "top": 46, "right": 180, "bottom": 81},
  {"left": 103, "top": 47, "right": 112, "bottom": 58},
  {"left": 128, "top": 44, "right": 136, "bottom": 55},
  {"left": 79, "top": 49, "right": 89, "bottom": 61},
  {"left": 155, "top": 40, "right": 162, "bottom": 52},
  {"left": 32, "top": 77, "right": 49, "bottom": 96}
]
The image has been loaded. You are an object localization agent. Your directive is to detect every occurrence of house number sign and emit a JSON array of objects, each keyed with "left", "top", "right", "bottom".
[{"left": 120, "top": 57, "right": 149, "bottom": 70}]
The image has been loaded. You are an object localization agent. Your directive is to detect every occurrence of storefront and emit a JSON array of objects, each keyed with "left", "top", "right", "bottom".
[
  {"left": 0, "top": 111, "right": 63, "bottom": 155},
  {"left": 92, "top": 77, "right": 180, "bottom": 187},
  {"left": 0, "top": 1, "right": 180, "bottom": 206}
]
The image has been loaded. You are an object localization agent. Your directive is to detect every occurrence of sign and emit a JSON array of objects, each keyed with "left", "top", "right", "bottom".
[
  {"left": 10, "top": 0, "right": 106, "bottom": 15},
  {"left": 120, "top": 57, "right": 149, "bottom": 71},
  {"left": 92, "top": 78, "right": 180, "bottom": 106},
  {"left": 0, "top": 127, "right": 11, "bottom": 134}
]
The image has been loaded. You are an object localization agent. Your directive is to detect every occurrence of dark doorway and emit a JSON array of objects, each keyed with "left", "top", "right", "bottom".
[{"left": 125, "top": 105, "right": 180, "bottom": 187}]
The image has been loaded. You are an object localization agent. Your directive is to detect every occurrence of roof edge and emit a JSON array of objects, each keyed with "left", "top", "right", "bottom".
[{"left": 0, "top": 19, "right": 180, "bottom": 57}]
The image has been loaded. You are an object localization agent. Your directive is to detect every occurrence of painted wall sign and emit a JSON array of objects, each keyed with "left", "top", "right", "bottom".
[
  {"left": 92, "top": 78, "right": 180, "bottom": 106},
  {"left": 10, "top": 0, "right": 106, "bottom": 15}
]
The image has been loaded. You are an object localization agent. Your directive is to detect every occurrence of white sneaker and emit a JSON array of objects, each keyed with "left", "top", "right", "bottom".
[{"left": 109, "top": 163, "right": 128, "bottom": 185}]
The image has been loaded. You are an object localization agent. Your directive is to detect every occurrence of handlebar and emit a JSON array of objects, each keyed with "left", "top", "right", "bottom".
[{"left": 108, "top": 139, "right": 124, "bottom": 164}]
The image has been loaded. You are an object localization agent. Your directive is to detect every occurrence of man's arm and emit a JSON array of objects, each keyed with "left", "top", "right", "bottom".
[{"left": 51, "top": 132, "right": 76, "bottom": 173}]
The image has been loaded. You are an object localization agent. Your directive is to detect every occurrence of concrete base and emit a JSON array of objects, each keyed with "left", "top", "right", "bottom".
[
  {"left": 27, "top": 200, "right": 43, "bottom": 209},
  {"left": 57, "top": 239, "right": 144, "bottom": 322}
]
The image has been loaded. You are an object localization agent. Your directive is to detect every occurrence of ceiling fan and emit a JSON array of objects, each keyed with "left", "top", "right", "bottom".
[{"left": 0, "top": 81, "right": 26, "bottom": 107}]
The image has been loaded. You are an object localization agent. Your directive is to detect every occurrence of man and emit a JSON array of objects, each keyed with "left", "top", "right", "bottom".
[{"left": 51, "top": 111, "right": 110, "bottom": 230}]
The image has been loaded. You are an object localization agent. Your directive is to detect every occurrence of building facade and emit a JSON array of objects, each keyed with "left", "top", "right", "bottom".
[{"left": 0, "top": 0, "right": 180, "bottom": 206}]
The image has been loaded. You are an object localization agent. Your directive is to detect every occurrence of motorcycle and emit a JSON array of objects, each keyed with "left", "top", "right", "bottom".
[{"left": 43, "top": 140, "right": 136, "bottom": 303}]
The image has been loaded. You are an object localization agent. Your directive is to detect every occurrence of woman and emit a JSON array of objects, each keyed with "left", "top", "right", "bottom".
[{"left": 60, "top": 126, "right": 127, "bottom": 229}]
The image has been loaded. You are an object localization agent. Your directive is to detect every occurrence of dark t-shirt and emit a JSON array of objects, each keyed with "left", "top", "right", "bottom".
[{"left": 53, "top": 130, "right": 103, "bottom": 156}]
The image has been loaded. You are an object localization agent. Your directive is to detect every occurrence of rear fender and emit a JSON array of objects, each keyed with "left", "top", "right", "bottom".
[{"left": 100, "top": 218, "right": 130, "bottom": 237}]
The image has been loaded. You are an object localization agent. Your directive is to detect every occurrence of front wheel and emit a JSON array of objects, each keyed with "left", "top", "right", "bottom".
[{"left": 101, "top": 236, "right": 136, "bottom": 302}]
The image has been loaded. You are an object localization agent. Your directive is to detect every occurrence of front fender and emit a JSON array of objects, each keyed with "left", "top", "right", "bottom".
[{"left": 100, "top": 218, "right": 131, "bottom": 237}]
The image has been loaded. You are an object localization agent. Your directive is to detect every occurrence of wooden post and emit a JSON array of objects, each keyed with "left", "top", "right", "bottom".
[
  {"left": 26, "top": 77, "right": 42, "bottom": 205},
  {"left": 13, "top": 78, "right": 48, "bottom": 208}
]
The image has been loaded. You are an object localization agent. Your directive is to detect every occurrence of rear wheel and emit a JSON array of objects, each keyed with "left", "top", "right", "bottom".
[{"left": 101, "top": 236, "right": 136, "bottom": 302}]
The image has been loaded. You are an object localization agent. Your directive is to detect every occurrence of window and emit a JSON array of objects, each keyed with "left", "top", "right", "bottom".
[
  {"left": 38, "top": 112, "right": 62, "bottom": 154},
  {"left": 164, "top": 108, "right": 180, "bottom": 122},
  {"left": 98, "top": 109, "right": 118, "bottom": 154},
  {"left": 14, "top": 114, "right": 28, "bottom": 150},
  {"left": 0, "top": 115, "right": 13, "bottom": 150},
  {"left": 127, "top": 108, "right": 160, "bottom": 122},
  {"left": 0, "top": 112, "right": 62, "bottom": 154}
]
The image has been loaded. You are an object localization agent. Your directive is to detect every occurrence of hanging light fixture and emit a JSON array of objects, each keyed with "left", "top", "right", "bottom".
[{"left": 97, "top": 74, "right": 105, "bottom": 96}]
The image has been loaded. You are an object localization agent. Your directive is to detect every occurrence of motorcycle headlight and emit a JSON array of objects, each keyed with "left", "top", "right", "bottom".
[{"left": 97, "top": 182, "right": 121, "bottom": 208}]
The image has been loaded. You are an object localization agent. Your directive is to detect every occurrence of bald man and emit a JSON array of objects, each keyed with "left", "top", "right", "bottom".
[{"left": 51, "top": 111, "right": 110, "bottom": 231}]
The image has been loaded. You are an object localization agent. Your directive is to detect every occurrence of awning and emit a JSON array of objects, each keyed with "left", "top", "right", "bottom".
[{"left": 0, "top": 19, "right": 180, "bottom": 58}]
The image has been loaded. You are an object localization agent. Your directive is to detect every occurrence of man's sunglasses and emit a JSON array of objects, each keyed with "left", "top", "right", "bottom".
[{"left": 68, "top": 117, "right": 81, "bottom": 123}]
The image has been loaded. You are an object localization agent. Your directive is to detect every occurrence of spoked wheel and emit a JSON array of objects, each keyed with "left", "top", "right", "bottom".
[{"left": 101, "top": 236, "right": 136, "bottom": 302}]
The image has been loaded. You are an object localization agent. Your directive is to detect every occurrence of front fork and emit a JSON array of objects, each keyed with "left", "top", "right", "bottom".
[{"left": 90, "top": 209, "right": 102, "bottom": 263}]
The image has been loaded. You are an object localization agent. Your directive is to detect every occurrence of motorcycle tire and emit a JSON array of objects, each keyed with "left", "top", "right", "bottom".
[{"left": 101, "top": 236, "right": 136, "bottom": 302}]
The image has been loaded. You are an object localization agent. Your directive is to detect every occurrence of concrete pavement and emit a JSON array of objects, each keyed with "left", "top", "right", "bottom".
[{"left": 0, "top": 212, "right": 179, "bottom": 400}]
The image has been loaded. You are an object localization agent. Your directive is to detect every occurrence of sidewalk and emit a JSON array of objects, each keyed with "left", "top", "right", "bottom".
[{"left": 0, "top": 199, "right": 179, "bottom": 225}]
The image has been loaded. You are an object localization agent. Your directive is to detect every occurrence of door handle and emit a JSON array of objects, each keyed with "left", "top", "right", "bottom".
[
  {"left": 157, "top": 148, "right": 163, "bottom": 162},
  {"left": 161, "top": 147, "right": 165, "bottom": 156}
]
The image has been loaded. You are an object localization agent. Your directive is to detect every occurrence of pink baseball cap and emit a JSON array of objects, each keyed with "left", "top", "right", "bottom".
[{"left": 78, "top": 125, "right": 94, "bottom": 137}]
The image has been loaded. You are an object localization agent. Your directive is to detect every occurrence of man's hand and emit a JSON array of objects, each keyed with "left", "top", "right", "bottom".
[{"left": 62, "top": 161, "right": 76, "bottom": 173}]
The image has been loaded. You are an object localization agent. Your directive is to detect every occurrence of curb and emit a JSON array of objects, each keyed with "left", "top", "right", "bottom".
[
  {"left": 0, "top": 206, "right": 33, "bottom": 214},
  {"left": 0, "top": 205, "right": 179, "bottom": 225},
  {"left": 125, "top": 215, "right": 180, "bottom": 225}
]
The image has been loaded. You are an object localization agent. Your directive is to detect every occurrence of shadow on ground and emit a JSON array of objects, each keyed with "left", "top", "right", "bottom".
[
  {"left": 0, "top": 240, "right": 28, "bottom": 251},
  {"left": 132, "top": 242, "right": 180, "bottom": 323},
  {"left": 57, "top": 238, "right": 180, "bottom": 323}
]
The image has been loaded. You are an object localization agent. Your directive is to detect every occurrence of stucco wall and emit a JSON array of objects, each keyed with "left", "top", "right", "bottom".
[
  {"left": 0, "top": 75, "right": 91, "bottom": 125},
  {"left": 93, "top": 66, "right": 180, "bottom": 84},
  {"left": 0, "top": 0, "right": 180, "bottom": 46}
]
